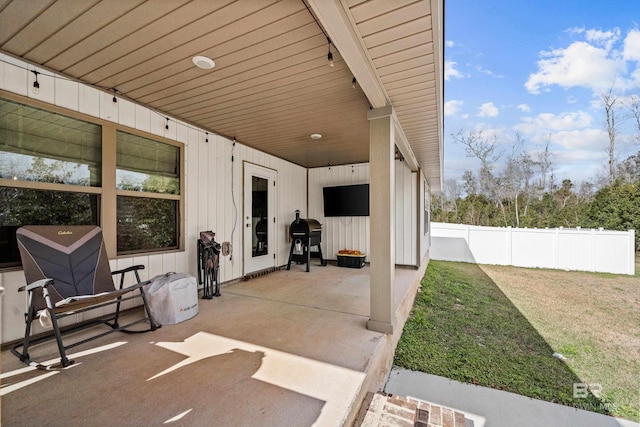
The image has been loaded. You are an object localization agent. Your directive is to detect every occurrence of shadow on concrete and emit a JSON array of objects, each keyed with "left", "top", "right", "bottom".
[{"left": 1, "top": 341, "right": 324, "bottom": 427}]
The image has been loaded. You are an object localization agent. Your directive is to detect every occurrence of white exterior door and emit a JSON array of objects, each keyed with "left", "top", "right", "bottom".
[{"left": 243, "top": 162, "right": 277, "bottom": 275}]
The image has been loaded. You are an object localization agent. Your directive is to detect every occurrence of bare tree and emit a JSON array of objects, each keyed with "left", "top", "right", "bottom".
[
  {"left": 452, "top": 129, "right": 510, "bottom": 224},
  {"left": 451, "top": 129, "right": 503, "bottom": 198},
  {"left": 443, "top": 179, "right": 462, "bottom": 217},
  {"left": 630, "top": 95, "right": 640, "bottom": 144},
  {"left": 534, "top": 135, "right": 554, "bottom": 194},
  {"left": 502, "top": 133, "right": 536, "bottom": 226},
  {"left": 601, "top": 88, "right": 618, "bottom": 182}
]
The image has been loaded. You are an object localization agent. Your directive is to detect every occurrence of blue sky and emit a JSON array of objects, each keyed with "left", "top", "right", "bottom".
[{"left": 444, "top": 0, "right": 640, "bottom": 185}]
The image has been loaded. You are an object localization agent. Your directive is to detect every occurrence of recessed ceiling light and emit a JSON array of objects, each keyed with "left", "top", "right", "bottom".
[
  {"left": 192, "top": 55, "right": 215, "bottom": 70},
  {"left": 310, "top": 133, "right": 322, "bottom": 140}
]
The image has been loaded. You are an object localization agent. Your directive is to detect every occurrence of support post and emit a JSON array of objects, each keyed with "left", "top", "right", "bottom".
[{"left": 367, "top": 106, "right": 395, "bottom": 334}]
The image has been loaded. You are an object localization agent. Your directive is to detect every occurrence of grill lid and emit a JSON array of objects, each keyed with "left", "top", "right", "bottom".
[{"left": 289, "top": 210, "right": 322, "bottom": 236}]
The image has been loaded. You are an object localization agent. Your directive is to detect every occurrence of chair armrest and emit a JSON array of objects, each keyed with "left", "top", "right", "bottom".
[
  {"left": 111, "top": 265, "right": 146, "bottom": 276},
  {"left": 112, "top": 265, "right": 147, "bottom": 290},
  {"left": 21, "top": 278, "right": 55, "bottom": 292}
]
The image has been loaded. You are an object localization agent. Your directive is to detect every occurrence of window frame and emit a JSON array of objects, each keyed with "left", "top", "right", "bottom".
[{"left": 0, "top": 90, "right": 185, "bottom": 267}]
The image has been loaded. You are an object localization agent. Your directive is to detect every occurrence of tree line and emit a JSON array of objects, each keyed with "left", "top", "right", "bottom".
[{"left": 432, "top": 134, "right": 640, "bottom": 251}]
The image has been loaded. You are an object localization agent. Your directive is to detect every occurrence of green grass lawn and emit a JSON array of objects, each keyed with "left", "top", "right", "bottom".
[{"left": 394, "top": 260, "right": 636, "bottom": 420}]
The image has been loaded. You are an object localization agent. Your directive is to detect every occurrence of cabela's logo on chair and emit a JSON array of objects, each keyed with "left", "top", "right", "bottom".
[{"left": 57, "top": 230, "right": 73, "bottom": 235}]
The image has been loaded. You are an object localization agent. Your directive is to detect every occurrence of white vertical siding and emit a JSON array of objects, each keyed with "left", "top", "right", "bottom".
[
  {"left": 0, "top": 54, "right": 306, "bottom": 343},
  {"left": 419, "top": 173, "right": 431, "bottom": 262},
  {"left": 308, "top": 160, "right": 418, "bottom": 266},
  {"left": 395, "top": 160, "right": 417, "bottom": 266},
  {"left": 309, "top": 164, "right": 371, "bottom": 261}
]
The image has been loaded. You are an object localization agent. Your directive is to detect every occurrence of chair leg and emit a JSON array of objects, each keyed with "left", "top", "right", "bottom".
[
  {"left": 49, "top": 309, "right": 72, "bottom": 367},
  {"left": 15, "top": 301, "right": 36, "bottom": 363},
  {"left": 138, "top": 286, "right": 160, "bottom": 330},
  {"left": 42, "top": 286, "right": 72, "bottom": 367},
  {"left": 214, "top": 260, "right": 221, "bottom": 297},
  {"left": 204, "top": 254, "right": 214, "bottom": 299},
  {"left": 197, "top": 240, "right": 203, "bottom": 285},
  {"left": 113, "top": 270, "right": 132, "bottom": 329}
]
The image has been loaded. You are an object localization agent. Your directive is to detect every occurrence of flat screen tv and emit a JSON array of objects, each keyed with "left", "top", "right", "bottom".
[{"left": 323, "top": 184, "right": 369, "bottom": 217}]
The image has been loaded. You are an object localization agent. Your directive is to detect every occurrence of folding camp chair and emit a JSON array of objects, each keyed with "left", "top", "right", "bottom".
[
  {"left": 12, "top": 225, "right": 160, "bottom": 370},
  {"left": 197, "top": 231, "right": 221, "bottom": 299}
]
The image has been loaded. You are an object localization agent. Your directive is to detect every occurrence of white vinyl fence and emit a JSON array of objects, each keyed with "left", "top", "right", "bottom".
[{"left": 431, "top": 222, "right": 636, "bottom": 275}]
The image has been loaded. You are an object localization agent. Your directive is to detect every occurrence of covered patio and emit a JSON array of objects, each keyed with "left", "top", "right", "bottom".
[
  {"left": 1, "top": 263, "right": 425, "bottom": 426},
  {"left": 1, "top": 1, "right": 442, "bottom": 424}
]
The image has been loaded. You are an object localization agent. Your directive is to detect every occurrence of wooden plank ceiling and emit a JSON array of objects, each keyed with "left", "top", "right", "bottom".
[{"left": 0, "top": 0, "right": 443, "bottom": 190}]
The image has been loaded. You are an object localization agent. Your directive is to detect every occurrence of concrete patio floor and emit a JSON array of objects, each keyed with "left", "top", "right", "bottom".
[{"left": 1, "top": 262, "right": 425, "bottom": 426}]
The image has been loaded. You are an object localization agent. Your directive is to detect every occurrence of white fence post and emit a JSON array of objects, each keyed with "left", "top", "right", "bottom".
[
  {"left": 507, "top": 226, "right": 512, "bottom": 265},
  {"left": 628, "top": 230, "right": 636, "bottom": 275}
]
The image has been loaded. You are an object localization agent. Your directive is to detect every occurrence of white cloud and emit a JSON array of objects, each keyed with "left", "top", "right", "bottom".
[
  {"left": 566, "top": 26, "right": 585, "bottom": 35},
  {"left": 471, "top": 124, "right": 509, "bottom": 143},
  {"left": 516, "top": 111, "right": 593, "bottom": 134},
  {"left": 444, "top": 100, "right": 464, "bottom": 116},
  {"left": 477, "top": 102, "right": 499, "bottom": 117},
  {"left": 552, "top": 149, "right": 605, "bottom": 183},
  {"left": 585, "top": 27, "right": 620, "bottom": 49},
  {"left": 552, "top": 128, "right": 606, "bottom": 151},
  {"left": 525, "top": 41, "right": 624, "bottom": 94},
  {"left": 445, "top": 60, "right": 465, "bottom": 81},
  {"left": 631, "top": 67, "right": 640, "bottom": 86},
  {"left": 623, "top": 29, "right": 640, "bottom": 61},
  {"left": 445, "top": 40, "right": 455, "bottom": 48},
  {"left": 589, "top": 98, "right": 601, "bottom": 110},
  {"left": 475, "top": 65, "right": 503, "bottom": 78},
  {"left": 517, "top": 104, "right": 530, "bottom": 112}
]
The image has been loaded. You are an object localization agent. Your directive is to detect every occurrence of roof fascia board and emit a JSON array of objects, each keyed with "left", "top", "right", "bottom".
[
  {"left": 394, "top": 115, "right": 419, "bottom": 171},
  {"left": 307, "top": 0, "right": 387, "bottom": 108},
  {"left": 431, "top": 0, "right": 445, "bottom": 191}
]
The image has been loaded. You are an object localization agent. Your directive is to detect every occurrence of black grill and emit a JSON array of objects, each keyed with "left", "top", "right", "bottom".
[
  {"left": 286, "top": 210, "right": 326, "bottom": 272},
  {"left": 254, "top": 217, "right": 268, "bottom": 256}
]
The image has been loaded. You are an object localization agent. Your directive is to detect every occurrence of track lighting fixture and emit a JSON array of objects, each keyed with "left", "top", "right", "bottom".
[
  {"left": 327, "top": 38, "right": 334, "bottom": 67},
  {"left": 31, "top": 70, "right": 40, "bottom": 94},
  {"left": 165, "top": 118, "right": 169, "bottom": 130},
  {"left": 351, "top": 77, "right": 357, "bottom": 89},
  {"left": 205, "top": 132, "right": 209, "bottom": 143},
  {"left": 112, "top": 88, "right": 117, "bottom": 103}
]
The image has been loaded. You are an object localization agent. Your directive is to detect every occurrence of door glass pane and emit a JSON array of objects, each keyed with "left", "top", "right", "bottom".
[{"left": 252, "top": 176, "right": 268, "bottom": 257}]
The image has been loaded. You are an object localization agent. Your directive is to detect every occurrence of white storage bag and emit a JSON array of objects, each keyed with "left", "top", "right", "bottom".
[{"left": 145, "top": 272, "right": 198, "bottom": 325}]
